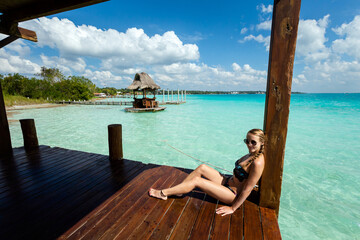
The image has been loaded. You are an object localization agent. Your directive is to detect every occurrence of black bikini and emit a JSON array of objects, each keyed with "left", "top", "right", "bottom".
[
  {"left": 223, "top": 177, "right": 236, "bottom": 194},
  {"left": 223, "top": 159, "right": 251, "bottom": 195},
  {"left": 233, "top": 160, "right": 249, "bottom": 182}
]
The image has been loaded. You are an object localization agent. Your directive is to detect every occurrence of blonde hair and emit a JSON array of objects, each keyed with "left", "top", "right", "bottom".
[{"left": 246, "top": 128, "right": 266, "bottom": 165}]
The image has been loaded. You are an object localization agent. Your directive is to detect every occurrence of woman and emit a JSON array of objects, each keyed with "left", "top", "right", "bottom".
[{"left": 149, "top": 129, "right": 265, "bottom": 216}]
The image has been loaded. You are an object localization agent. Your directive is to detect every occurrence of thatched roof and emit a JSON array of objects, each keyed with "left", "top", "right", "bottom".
[{"left": 127, "top": 72, "right": 160, "bottom": 90}]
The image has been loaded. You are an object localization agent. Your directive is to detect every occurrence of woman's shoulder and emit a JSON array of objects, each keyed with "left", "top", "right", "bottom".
[{"left": 253, "top": 154, "right": 265, "bottom": 168}]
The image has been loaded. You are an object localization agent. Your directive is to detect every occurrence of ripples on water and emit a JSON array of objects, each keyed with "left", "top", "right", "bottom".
[{"left": 8, "top": 93, "right": 360, "bottom": 239}]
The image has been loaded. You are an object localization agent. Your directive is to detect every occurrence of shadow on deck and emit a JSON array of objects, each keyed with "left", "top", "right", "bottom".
[{"left": 0, "top": 146, "right": 280, "bottom": 239}]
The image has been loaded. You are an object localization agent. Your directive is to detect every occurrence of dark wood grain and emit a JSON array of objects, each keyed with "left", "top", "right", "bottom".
[
  {"left": 210, "top": 202, "right": 231, "bottom": 240},
  {"left": 229, "top": 205, "right": 243, "bottom": 240},
  {"left": 188, "top": 194, "right": 218, "bottom": 240},
  {"left": 168, "top": 191, "right": 205, "bottom": 240},
  {"left": 0, "top": 146, "right": 281, "bottom": 239},
  {"left": 260, "top": 207, "right": 281, "bottom": 240},
  {"left": 244, "top": 201, "right": 262, "bottom": 240},
  {"left": 126, "top": 169, "right": 188, "bottom": 240}
]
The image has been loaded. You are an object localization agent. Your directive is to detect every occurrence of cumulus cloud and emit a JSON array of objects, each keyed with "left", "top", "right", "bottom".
[
  {"left": 293, "top": 59, "right": 360, "bottom": 92},
  {"left": 20, "top": 17, "right": 200, "bottom": 68},
  {"left": 257, "top": 4, "right": 273, "bottom": 14},
  {"left": 83, "top": 69, "right": 123, "bottom": 87},
  {"left": 240, "top": 27, "right": 248, "bottom": 34},
  {"left": 153, "top": 62, "right": 267, "bottom": 90},
  {"left": 332, "top": 15, "right": 360, "bottom": 59},
  {"left": 257, "top": 20, "right": 272, "bottom": 30},
  {"left": 242, "top": 34, "right": 270, "bottom": 51},
  {"left": 0, "top": 49, "right": 40, "bottom": 74},
  {"left": 41, "top": 55, "right": 86, "bottom": 74},
  {"left": 296, "top": 15, "right": 330, "bottom": 63},
  {"left": 291, "top": 15, "right": 360, "bottom": 92}
]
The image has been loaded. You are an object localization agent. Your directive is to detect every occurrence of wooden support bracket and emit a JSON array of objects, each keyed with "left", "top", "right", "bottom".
[{"left": 0, "top": 21, "right": 37, "bottom": 43}]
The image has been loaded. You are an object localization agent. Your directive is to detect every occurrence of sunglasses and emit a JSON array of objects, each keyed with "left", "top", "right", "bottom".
[{"left": 243, "top": 138, "right": 257, "bottom": 146}]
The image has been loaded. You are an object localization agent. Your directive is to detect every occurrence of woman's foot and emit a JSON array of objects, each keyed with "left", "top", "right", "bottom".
[{"left": 149, "top": 188, "right": 167, "bottom": 200}]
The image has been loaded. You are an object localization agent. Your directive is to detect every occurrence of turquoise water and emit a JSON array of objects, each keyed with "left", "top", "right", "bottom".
[{"left": 7, "top": 93, "right": 360, "bottom": 239}]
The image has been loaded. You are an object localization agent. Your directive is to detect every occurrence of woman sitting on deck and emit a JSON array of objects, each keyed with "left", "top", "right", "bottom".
[{"left": 149, "top": 129, "right": 265, "bottom": 216}]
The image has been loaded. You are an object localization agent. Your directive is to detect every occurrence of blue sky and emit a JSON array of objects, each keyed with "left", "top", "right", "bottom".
[{"left": 1, "top": 0, "right": 360, "bottom": 93}]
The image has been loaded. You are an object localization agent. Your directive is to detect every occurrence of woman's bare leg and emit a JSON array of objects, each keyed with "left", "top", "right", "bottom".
[
  {"left": 149, "top": 175, "right": 236, "bottom": 204},
  {"left": 181, "top": 164, "right": 225, "bottom": 184},
  {"left": 149, "top": 164, "right": 225, "bottom": 200}
]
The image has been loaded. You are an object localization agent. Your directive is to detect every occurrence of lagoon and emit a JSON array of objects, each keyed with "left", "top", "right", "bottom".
[{"left": 7, "top": 93, "right": 360, "bottom": 239}]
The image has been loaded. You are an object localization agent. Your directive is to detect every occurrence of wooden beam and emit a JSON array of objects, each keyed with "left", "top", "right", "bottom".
[
  {"left": 1, "top": 0, "right": 109, "bottom": 23},
  {"left": 259, "top": 0, "right": 301, "bottom": 216},
  {"left": 0, "top": 22, "right": 37, "bottom": 42},
  {"left": 0, "top": 35, "right": 19, "bottom": 48},
  {"left": 0, "top": 81, "right": 13, "bottom": 157}
]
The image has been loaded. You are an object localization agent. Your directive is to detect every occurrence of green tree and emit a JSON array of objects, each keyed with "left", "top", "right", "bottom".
[{"left": 37, "top": 67, "right": 64, "bottom": 83}]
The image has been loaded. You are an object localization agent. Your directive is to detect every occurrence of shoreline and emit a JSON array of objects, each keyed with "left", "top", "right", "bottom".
[
  {"left": 6, "top": 103, "right": 67, "bottom": 123},
  {"left": 6, "top": 103, "right": 66, "bottom": 111}
]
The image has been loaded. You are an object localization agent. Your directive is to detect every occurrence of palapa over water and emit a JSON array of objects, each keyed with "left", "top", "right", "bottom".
[
  {"left": 127, "top": 72, "right": 160, "bottom": 90},
  {"left": 125, "top": 72, "right": 165, "bottom": 112}
]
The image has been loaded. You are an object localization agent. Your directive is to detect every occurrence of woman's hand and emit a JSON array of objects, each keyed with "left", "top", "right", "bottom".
[{"left": 216, "top": 206, "right": 235, "bottom": 216}]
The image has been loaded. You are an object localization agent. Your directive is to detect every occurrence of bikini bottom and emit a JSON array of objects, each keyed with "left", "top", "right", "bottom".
[{"left": 223, "top": 177, "right": 236, "bottom": 195}]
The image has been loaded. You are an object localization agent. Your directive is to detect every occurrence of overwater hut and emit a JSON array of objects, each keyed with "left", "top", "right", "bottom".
[{"left": 126, "top": 72, "right": 165, "bottom": 112}]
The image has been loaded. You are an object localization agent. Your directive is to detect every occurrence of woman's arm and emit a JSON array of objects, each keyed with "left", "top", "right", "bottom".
[{"left": 216, "top": 156, "right": 265, "bottom": 216}]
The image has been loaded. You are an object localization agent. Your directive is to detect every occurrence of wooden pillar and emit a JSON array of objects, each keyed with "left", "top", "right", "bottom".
[
  {"left": 20, "top": 119, "right": 39, "bottom": 151},
  {"left": 0, "top": 81, "right": 13, "bottom": 157},
  {"left": 108, "top": 124, "right": 123, "bottom": 161},
  {"left": 259, "top": 0, "right": 301, "bottom": 216}
]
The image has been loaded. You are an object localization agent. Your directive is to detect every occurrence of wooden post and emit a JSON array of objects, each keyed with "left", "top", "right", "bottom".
[
  {"left": 177, "top": 89, "right": 179, "bottom": 102},
  {"left": 20, "top": 119, "right": 39, "bottom": 151},
  {"left": 260, "top": 0, "right": 301, "bottom": 216},
  {"left": 108, "top": 124, "right": 123, "bottom": 161},
  {"left": 0, "top": 82, "right": 13, "bottom": 157},
  {"left": 171, "top": 90, "right": 173, "bottom": 102}
]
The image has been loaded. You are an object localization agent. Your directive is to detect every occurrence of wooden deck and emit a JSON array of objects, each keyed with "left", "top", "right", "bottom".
[{"left": 0, "top": 146, "right": 280, "bottom": 240}]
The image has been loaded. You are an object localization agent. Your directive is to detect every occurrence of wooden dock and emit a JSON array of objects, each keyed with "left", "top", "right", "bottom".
[
  {"left": 159, "top": 101, "right": 186, "bottom": 105},
  {"left": 57, "top": 101, "right": 133, "bottom": 106},
  {"left": 0, "top": 146, "right": 280, "bottom": 240}
]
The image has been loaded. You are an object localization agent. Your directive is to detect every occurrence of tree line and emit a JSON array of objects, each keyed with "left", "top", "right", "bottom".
[{"left": 0, "top": 67, "right": 129, "bottom": 101}]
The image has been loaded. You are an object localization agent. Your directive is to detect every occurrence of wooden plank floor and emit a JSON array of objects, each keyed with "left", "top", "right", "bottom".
[{"left": 0, "top": 146, "right": 281, "bottom": 240}]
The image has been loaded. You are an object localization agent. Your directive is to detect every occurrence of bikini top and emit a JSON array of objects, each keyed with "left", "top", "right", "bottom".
[{"left": 233, "top": 159, "right": 250, "bottom": 182}]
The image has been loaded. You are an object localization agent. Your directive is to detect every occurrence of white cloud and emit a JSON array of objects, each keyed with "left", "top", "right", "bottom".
[
  {"left": 20, "top": 17, "right": 200, "bottom": 68},
  {"left": 293, "top": 59, "right": 360, "bottom": 92},
  {"left": 242, "top": 34, "right": 270, "bottom": 51},
  {"left": 0, "top": 49, "right": 40, "bottom": 74},
  {"left": 41, "top": 55, "right": 86, "bottom": 74},
  {"left": 296, "top": 15, "right": 330, "bottom": 63},
  {"left": 83, "top": 69, "right": 123, "bottom": 87},
  {"left": 240, "top": 27, "right": 248, "bottom": 34},
  {"left": 257, "top": 4, "right": 273, "bottom": 14},
  {"left": 153, "top": 62, "right": 267, "bottom": 90},
  {"left": 0, "top": 36, "right": 31, "bottom": 56},
  {"left": 257, "top": 20, "right": 272, "bottom": 30},
  {"left": 332, "top": 15, "right": 360, "bottom": 59}
]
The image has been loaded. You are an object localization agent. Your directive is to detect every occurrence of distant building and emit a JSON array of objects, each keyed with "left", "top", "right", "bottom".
[{"left": 94, "top": 93, "right": 106, "bottom": 97}]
